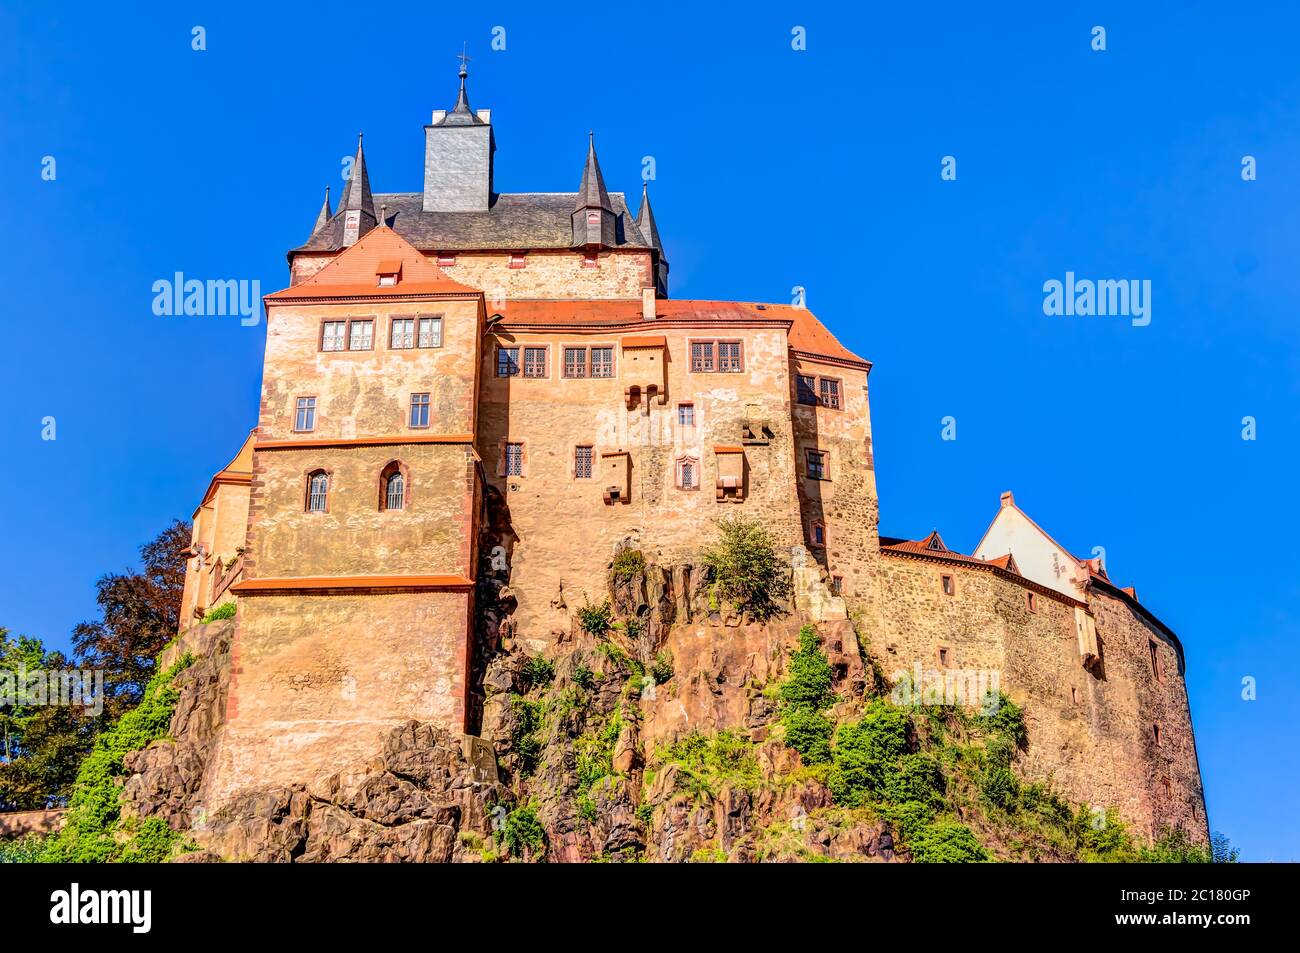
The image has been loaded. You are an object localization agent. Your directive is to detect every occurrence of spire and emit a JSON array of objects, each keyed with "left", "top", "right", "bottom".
[
  {"left": 311, "top": 186, "right": 332, "bottom": 235},
  {"left": 637, "top": 181, "right": 669, "bottom": 297},
  {"left": 438, "top": 46, "right": 483, "bottom": 126},
  {"left": 340, "top": 133, "right": 376, "bottom": 246},
  {"left": 575, "top": 132, "right": 613, "bottom": 213},
  {"left": 635, "top": 181, "right": 661, "bottom": 249}
]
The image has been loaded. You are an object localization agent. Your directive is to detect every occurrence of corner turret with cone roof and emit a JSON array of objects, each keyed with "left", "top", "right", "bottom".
[
  {"left": 340, "top": 134, "right": 376, "bottom": 246},
  {"left": 423, "top": 49, "right": 495, "bottom": 212},
  {"left": 636, "top": 181, "right": 669, "bottom": 297},
  {"left": 572, "top": 133, "right": 617, "bottom": 249}
]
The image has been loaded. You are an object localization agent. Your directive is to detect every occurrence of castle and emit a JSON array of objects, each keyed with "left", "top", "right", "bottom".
[{"left": 177, "top": 65, "right": 1208, "bottom": 843}]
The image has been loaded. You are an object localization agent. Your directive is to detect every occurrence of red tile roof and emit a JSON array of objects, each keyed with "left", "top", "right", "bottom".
[
  {"left": 494, "top": 299, "right": 867, "bottom": 367},
  {"left": 267, "top": 227, "right": 479, "bottom": 300}
]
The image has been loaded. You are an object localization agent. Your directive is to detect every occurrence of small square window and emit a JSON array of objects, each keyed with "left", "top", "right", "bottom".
[
  {"left": 574, "top": 446, "right": 594, "bottom": 479},
  {"left": 409, "top": 393, "right": 430, "bottom": 428},
  {"left": 509, "top": 253, "right": 527, "bottom": 269},
  {"left": 690, "top": 341, "right": 714, "bottom": 372},
  {"left": 294, "top": 396, "right": 316, "bottom": 432},
  {"left": 678, "top": 403, "right": 695, "bottom": 427},
  {"left": 417, "top": 316, "right": 442, "bottom": 348},
  {"left": 348, "top": 319, "right": 373, "bottom": 351},
  {"left": 819, "top": 378, "right": 841, "bottom": 409},
  {"left": 582, "top": 252, "right": 599, "bottom": 269},
  {"left": 523, "top": 347, "right": 547, "bottom": 378},
  {"left": 322, "top": 321, "right": 347, "bottom": 352},
  {"left": 590, "top": 347, "right": 614, "bottom": 378},
  {"left": 806, "top": 449, "right": 827, "bottom": 480},
  {"left": 437, "top": 254, "right": 456, "bottom": 267},
  {"left": 941, "top": 574, "right": 955, "bottom": 596},
  {"left": 497, "top": 347, "right": 520, "bottom": 377},
  {"left": 390, "top": 318, "right": 415, "bottom": 349},
  {"left": 564, "top": 347, "right": 587, "bottom": 378},
  {"left": 831, "top": 576, "right": 843, "bottom": 596},
  {"left": 718, "top": 341, "right": 743, "bottom": 373}
]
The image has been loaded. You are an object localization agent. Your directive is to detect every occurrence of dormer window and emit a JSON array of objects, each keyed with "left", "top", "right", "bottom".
[
  {"left": 437, "top": 253, "right": 456, "bottom": 267},
  {"left": 582, "top": 251, "right": 600, "bottom": 269},
  {"left": 509, "top": 253, "right": 527, "bottom": 269},
  {"left": 376, "top": 259, "right": 402, "bottom": 287}
]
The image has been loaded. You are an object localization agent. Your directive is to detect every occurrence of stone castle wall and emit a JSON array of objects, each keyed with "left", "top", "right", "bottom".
[{"left": 874, "top": 552, "right": 1207, "bottom": 841}]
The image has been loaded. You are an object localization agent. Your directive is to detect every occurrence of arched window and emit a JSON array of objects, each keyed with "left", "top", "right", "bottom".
[
  {"left": 386, "top": 471, "right": 405, "bottom": 510},
  {"left": 306, "top": 470, "right": 330, "bottom": 512},
  {"left": 378, "top": 461, "right": 409, "bottom": 511},
  {"left": 675, "top": 455, "right": 699, "bottom": 490}
]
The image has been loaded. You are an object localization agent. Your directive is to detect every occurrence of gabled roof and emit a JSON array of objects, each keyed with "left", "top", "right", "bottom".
[
  {"left": 881, "top": 534, "right": 1083, "bottom": 606},
  {"left": 195, "top": 429, "right": 256, "bottom": 512},
  {"left": 267, "top": 226, "right": 480, "bottom": 301}
]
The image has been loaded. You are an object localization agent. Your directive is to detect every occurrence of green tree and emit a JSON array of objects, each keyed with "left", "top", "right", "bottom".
[{"left": 701, "top": 515, "right": 792, "bottom": 620}]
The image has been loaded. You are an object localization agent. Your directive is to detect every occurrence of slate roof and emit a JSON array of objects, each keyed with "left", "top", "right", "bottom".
[{"left": 293, "top": 191, "right": 652, "bottom": 255}]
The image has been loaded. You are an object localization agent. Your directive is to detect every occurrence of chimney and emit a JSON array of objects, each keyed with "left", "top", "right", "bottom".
[
  {"left": 1000, "top": 491, "right": 1015, "bottom": 507},
  {"left": 642, "top": 287, "right": 656, "bottom": 321}
]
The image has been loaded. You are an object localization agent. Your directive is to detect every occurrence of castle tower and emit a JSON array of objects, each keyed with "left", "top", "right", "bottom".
[
  {"left": 423, "top": 56, "right": 494, "bottom": 212},
  {"left": 635, "top": 182, "right": 669, "bottom": 297}
]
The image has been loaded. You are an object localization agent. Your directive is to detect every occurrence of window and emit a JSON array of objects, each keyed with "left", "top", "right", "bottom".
[
  {"left": 938, "top": 647, "right": 950, "bottom": 668},
  {"left": 294, "top": 396, "right": 316, "bottom": 432},
  {"left": 409, "top": 393, "right": 430, "bottom": 428},
  {"left": 1161, "top": 776, "right": 1172, "bottom": 798},
  {"left": 574, "top": 446, "right": 593, "bottom": 480},
  {"left": 378, "top": 461, "right": 407, "bottom": 511},
  {"left": 590, "top": 347, "right": 613, "bottom": 378},
  {"left": 497, "top": 347, "right": 520, "bottom": 377},
  {"left": 678, "top": 403, "right": 695, "bottom": 427},
  {"left": 805, "top": 449, "right": 827, "bottom": 480},
  {"left": 1148, "top": 640, "right": 1162, "bottom": 680},
  {"left": 391, "top": 318, "right": 415, "bottom": 349},
  {"left": 718, "top": 341, "right": 743, "bottom": 372},
  {"left": 523, "top": 347, "right": 548, "bottom": 378},
  {"left": 505, "top": 442, "right": 524, "bottom": 477},
  {"left": 831, "top": 576, "right": 843, "bottom": 596},
  {"left": 797, "top": 375, "right": 818, "bottom": 405},
  {"left": 564, "top": 347, "right": 587, "bottom": 379},
  {"left": 690, "top": 341, "right": 714, "bottom": 373},
  {"left": 582, "top": 252, "right": 599, "bottom": 269},
  {"left": 941, "top": 574, "right": 955, "bottom": 596},
  {"left": 348, "top": 319, "right": 374, "bottom": 351},
  {"left": 1153, "top": 723, "right": 1162, "bottom": 747},
  {"left": 810, "top": 520, "right": 826, "bottom": 547},
  {"left": 437, "top": 254, "right": 456, "bottom": 267},
  {"left": 509, "top": 253, "right": 527, "bottom": 269},
  {"left": 322, "top": 321, "right": 347, "bottom": 352},
  {"left": 819, "top": 378, "right": 841, "bottom": 409},
  {"left": 676, "top": 455, "right": 700, "bottom": 490},
  {"left": 378, "top": 273, "right": 397, "bottom": 288},
  {"left": 417, "top": 316, "right": 442, "bottom": 348},
  {"left": 385, "top": 471, "right": 405, "bottom": 510},
  {"left": 306, "top": 471, "right": 329, "bottom": 513},
  {"left": 1070, "top": 686, "right": 1079, "bottom": 704},
  {"left": 1026, "top": 592, "right": 1038, "bottom": 613}
]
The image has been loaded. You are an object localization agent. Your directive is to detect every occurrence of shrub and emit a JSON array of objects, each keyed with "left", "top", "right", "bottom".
[
  {"left": 200, "top": 601, "right": 236, "bottom": 623},
  {"left": 610, "top": 549, "right": 647, "bottom": 581},
  {"left": 0, "top": 834, "right": 48, "bottom": 864},
  {"left": 827, "top": 700, "right": 912, "bottom": 807},
  {"left": 981, "top": 763, "right": 1020, "bottom": 811},
  {"left": 572, "top": 662, "right": 596, "bottom": 690},
  {"left": 908, "top": 821, "right": 988, "bottom": 863},
  {"left": 780, "top": 626, "right": 834, "bottom": 710},
  {"left": 577, "top": 600, "right": 614, "bottom": 637},
  {"left": 701, "top": 516, "right": 791, "bottom": 620},
  {"left": 656, "top": 730, "right": 760, "bottom": 798},
  {"left": 520, "top": 653, "right": 554, "bottom": 691},
  {"left": 509, "top": 695, "right": 544, "bottom": 776},
  {"left": 650, "top": 651, "right": 674, "bottom": 685},
  {"left": 977, "top": 693, "right": 1027, "bottom": 749},
  {"left": 782, "top": 706, "right": 834, "bottom": 764},
  {"left": 502, "top": 805, "right": 547, "bottom": 859}
]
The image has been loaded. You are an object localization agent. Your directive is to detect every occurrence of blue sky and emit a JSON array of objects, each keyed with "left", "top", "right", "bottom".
[{"left": 0, "top": 2, "right": 1295, "bottom": 860}]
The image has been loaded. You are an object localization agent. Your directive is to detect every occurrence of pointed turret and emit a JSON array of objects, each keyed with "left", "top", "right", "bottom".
[
  {"left": 340, "top": 133, "right": 376, "bottom": 246},
  {"left": 310, "top": 186, "right": 332, "bottom": 236},
  {"left": 636, "top": 182, "right": 669, "bottom": 297},
  {"left": 572, "top": 133, "right": 617, "bottom": 248}
]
